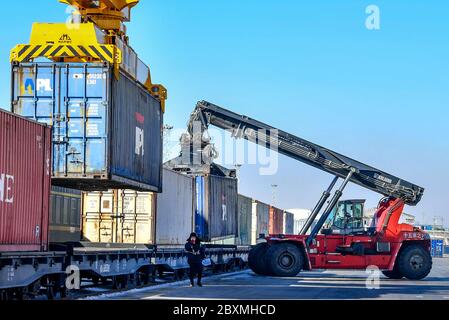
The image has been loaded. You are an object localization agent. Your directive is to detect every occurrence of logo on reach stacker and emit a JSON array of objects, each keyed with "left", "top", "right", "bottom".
[{"left": 59, "top": 34, "right": 72, "bottom": 44}]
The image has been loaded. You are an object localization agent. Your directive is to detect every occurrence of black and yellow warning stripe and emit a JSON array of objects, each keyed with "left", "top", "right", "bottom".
[{"left": 10, "top": 44, "right": 122, "bottom": 64}]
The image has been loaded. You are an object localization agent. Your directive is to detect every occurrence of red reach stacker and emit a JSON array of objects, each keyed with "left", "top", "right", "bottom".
[{"left": 187, "top": 101, "right": 431, "bottom": 280}]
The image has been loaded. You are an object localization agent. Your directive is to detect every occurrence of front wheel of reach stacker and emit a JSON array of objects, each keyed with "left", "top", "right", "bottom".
[
  {"left": 265, "top": 243, "right": 304, "bottom": 277},
  {"left": 248, "top": 243, "right": 272, "bottom": 276}
]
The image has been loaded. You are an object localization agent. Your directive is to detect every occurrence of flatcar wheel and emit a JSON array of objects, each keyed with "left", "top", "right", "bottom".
[
  {"left": 151, "top": 270, "right": 157, "bottom": 283},
  {"left": 112, "top": 276, "right": 119, "bottom": 290},
  {"left": 121, "top": 275, "right": 130, "bottom": 290},
  {"left": 59, "top": 285, "right": 68, "bottom": 299},
  {"left": 46, "top": 285, "right": 55, "bottom": 300},
  {"left": 92, "top": 277, "right": 100, "bottom": 286},
  {"left": 133, "top": 272, "right": 142, "bottom": 287}
]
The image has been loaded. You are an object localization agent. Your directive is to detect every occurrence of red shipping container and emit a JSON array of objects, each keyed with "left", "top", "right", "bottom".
[
  {"left": 269, "top": 206, "right": 284, "bottom": 235},
  {"left": 0, "top": 109, "right": 51, "bottom": 252}
]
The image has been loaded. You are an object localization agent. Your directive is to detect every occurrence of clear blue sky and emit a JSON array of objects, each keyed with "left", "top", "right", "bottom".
[{"left": 1, "top": 1, "right": 448, "bottom": 226}]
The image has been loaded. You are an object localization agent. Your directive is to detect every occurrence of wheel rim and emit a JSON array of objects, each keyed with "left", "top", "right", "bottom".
[
  {"left": 410, "top": 254, "right": 424, "bottom": 270},
  {"left": 278, "top": 251, "right": 295, "bottom": 269}
]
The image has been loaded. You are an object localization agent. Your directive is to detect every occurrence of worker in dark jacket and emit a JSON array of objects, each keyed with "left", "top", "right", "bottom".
[{"left": 185, "top": 232, "right": 206, "bottom": 287}]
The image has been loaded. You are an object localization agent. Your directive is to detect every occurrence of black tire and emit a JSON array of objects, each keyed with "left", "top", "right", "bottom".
[
  {"left": 382, "top": 269, "right": 403, "bottom": 279},
  {"left": 397, "top": 244, "right": 432, "bottom": 280},
  {"left": 265, "top": 243, "right": 304, "bottom": 277},
  {"left": 248, "top": 243, "right": 271, "bottom": 275}
]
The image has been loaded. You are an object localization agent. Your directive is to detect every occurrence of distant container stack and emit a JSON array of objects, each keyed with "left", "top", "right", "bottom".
[
  {"left": 269, "top": 206, "right": 284, "bottom": 235},
  {"left": 283, "top": 211, "right": 294, "bottom": 235},
  {"left": 0, "top": 110, "right": 52, "bottom": 252},
  {"left": 11, "top": 62, "right": 163, "bottom": 192}
]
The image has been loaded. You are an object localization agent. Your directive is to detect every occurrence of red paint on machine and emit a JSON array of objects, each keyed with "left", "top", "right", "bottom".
[{"left": 0, "top": 110, "right": 52, "bottom": 252}]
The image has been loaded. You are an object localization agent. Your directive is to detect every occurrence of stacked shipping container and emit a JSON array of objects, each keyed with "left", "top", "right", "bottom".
[
  {"left": 80, "top": 169, "right": 239, "bottom": 246},
  {"left": 11, "top": 62, "right": 163, "bottom": 192},
  {"left": 0, "top": 110, "right": 52, "bottom": 252}
]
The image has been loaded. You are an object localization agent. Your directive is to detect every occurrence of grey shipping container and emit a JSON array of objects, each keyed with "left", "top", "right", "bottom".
[
  {"left": 195, "top": 175, "right": 238, "bottom": 242},
  {"left": 237, "top": 194, "right": 253, "bottom": 245},
  {"left": 251, "top": 200, "right": 270, "bottom": 245},
  {"left": 283, "top": 211, "right": 294, "bottom": 235},
  {"left": 156, "top": 168, "right": 195, "bottom": 245},
  {"left": 11, "top": 62, "right": 163, "bottom": 192},
  {"left": 49, "top": 186, "right": 82, "bottom": 243}
]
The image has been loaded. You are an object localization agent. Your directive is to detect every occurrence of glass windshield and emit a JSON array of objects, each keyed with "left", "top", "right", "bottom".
[{"left": 322, "top": 201, "right": 365, "bottom": 234}]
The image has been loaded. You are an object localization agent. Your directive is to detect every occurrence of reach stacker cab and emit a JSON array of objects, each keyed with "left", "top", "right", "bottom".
[{"left": 186, "top": 101, "right": 431, "bottom": 280}]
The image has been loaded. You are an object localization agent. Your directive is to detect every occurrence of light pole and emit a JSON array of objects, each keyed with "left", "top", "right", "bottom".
[{"left": 271, "top": 184, "right": 278, "bottom": 207}]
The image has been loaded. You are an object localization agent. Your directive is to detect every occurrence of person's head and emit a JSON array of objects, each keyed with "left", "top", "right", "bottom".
[{"left": 188, "top": 232, "right": 199, "bottom": 243}]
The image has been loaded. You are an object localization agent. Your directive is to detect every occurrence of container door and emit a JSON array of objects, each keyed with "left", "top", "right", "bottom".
[
  {"left": 82, "top": 191, "right": 116, "bottom": 243},
  {"left": 208, "top": 175, "right": 238, "bottom": 241},
  {"left": 119, "top": 190, "right": 154, "bottom": 244},
  {"left": 195, "top": 176, "right": 207, "bottom": 240},
  {"left": 12, "top": 63, "right": 109, "bottom": 178}
]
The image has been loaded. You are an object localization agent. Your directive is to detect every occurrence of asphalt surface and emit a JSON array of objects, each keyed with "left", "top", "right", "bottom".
[{"left": 84, "top": 257, "right": 449, "bottom": 300}]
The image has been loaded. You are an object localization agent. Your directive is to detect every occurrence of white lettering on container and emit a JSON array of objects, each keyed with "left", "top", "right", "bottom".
[
  {"left": 135, "top": 127, "right": 145, "bottom": 156},
  {"left": 36, "top": 79, "right": 52, "bottom": 92},
  {"left": 0, "top": 173, "right": 14, "bottom": 204}
]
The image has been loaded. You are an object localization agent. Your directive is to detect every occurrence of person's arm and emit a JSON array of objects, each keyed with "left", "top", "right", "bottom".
[{"left": 185, "top": 243, "right": 193, "bottom": 253}]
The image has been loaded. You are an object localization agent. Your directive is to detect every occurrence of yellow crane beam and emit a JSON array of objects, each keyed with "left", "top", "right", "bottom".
[{"left": 59, "top": 0, "right": 139, "bottom": 32}]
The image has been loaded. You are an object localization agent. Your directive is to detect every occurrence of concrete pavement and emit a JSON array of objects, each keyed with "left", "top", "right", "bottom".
[{"left": 84, "top": 258, "right": 449, "bottom": 300}]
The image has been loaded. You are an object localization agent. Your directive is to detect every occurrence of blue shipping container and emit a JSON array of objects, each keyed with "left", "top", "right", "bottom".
[
  {"left": 444, "top": 246, "right": 449, "bottom": 255},
  {"left": 431, "top": 239, "right": 444, "bottom": 258},
  {"left": 11, "top": 62, "right": 163, "bottom": 192}
]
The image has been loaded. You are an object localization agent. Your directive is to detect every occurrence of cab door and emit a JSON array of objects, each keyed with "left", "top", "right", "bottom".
[{"left": 321, "top": 201, "right": 368, "bottom": 268}]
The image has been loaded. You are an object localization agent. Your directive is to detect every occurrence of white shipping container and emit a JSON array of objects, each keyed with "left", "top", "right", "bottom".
[
  {"left": 251, "top": 201, "right": 270, "bottom": 245},
  {"left": 156, "top": 169, "right": 195, "bottom": 245},
  {"left": 82, "top": 190, "right": 155, "bottom": 244}
]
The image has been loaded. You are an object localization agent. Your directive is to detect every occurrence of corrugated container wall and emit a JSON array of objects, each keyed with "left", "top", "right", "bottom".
[
  {"left": 82, "top": 190, "right": 155, "bottom": 244},
  {"left": 269, "top": 206, "right": 284, "bottom": 235},
  {"left": 237, "top": 195, "right": 253, "bottom": 245},
  {"left": 50, "top": 186, "right": 82, "bottom": 243},
  {"left": 251, "top": 201, "right": 269, "bottom": 244},
  {"left": 0, "top": 110, "right": 51, "bottom": 252},
  {"left": 156, "top": 169, "right": 195, "bottom": 246},
  {"left": 11, "top": 63, "right": 163, "bottom": 192},
  {"left": 283, "top": 211, "right": 294, "bottom": 235},
  {"left": 195, "top": 175, "right": 238, "bottom": 242}
]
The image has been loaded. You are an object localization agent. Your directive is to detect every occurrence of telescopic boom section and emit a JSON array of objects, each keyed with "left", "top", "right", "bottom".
[{"left": 188, "top": 101, "right": 424, "bottom": 206}]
